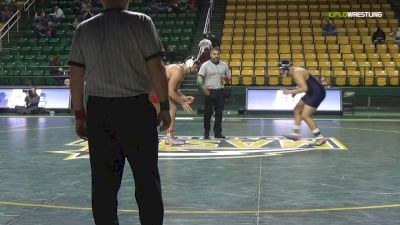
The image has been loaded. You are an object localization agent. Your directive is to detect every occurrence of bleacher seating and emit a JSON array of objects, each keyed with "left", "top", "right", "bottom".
[
  {"left": 0, "top": 0, "right": 197, "bottom": 86},
  {"left": 221, "top": 0, "right": 400, "bottom": 86}
]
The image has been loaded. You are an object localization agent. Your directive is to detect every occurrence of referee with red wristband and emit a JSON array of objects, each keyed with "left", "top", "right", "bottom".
[{"left": 68, "top": 0, "right": 170, "bottom": 224}]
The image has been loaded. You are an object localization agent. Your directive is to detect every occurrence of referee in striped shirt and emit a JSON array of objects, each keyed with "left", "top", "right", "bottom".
[
  {"left": 197, "top": 47, "right": 231, "bottom": 139},
  {"left": 68, "top": 0, "right": 170, "bottom": 224}
]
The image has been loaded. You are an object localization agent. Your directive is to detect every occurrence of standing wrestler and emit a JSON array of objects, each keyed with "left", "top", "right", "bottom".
[{"left": 279, "top": 60, "right": 327, "bottom": 146}]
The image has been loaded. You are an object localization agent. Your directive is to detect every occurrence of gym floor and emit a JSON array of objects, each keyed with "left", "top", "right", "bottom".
[{"left": 0, "top": 115, "right": 399, "bottom": 225}]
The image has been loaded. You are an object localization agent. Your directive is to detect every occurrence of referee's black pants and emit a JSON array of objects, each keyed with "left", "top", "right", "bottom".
[
  {"left": 87, "top": 95, "right": 163, "bottom": 225},
  {"left": 203, "top": 88, "right": 225, "bottom": 136}
]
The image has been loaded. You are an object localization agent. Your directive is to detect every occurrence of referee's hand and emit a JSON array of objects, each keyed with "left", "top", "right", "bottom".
[
  {"left": 75, "top": 119, "right": 88, "bottom": 141},
  {"left": 158, "top": 111, "right": 171, "bottom": 132}
]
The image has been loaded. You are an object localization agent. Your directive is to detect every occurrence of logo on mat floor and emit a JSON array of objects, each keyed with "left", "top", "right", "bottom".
[{"left": 48, "top": 136, "right": 348, "bottom": 160}]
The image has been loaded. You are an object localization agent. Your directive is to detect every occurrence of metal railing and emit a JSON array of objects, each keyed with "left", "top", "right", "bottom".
[
  {"left": 24, "top": 0, "right": 36, "bottom": 18},
  {"left": 0, "top": 10, "right": 22, "bottom": 52},
  {"left": 196, "top": 0, "right": 214, "bottom": 59},
  {"left": 202, "top": 0, "right": 214, "bottom": 35}
]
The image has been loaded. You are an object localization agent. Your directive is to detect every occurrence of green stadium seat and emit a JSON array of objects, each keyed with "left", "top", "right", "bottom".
[
  {"left": 24, "top": 55, "right": 35, "bottom": 61},
  {"left": 41, "top": 46, "right": 54, "bottom": 55},
  {"left": 26, "top": 62, "right": 40, "bottom": 71},
  {"left": 182, "top": 28, "right": 193, "bottom": 34},
  {"left": 185, "top": 20, "right": 195, "bottom": 28},
  {"left": 53, "top": 46, "right": 64, "bottom": 53},
  {"left": 154, "top": 21, "right": 164, "bottom": 27},
  {"left": 32, "top": 70, "right": 44, "bottom": 76},
  {"left": 66, "top": 15, "right": 75, "bottom": 21},
  {"left": 160, "top": 36, "right": 169, "bottom": 45},
  {"left": 14, "top": 55, "right": 25, "bottom": 61},
  {"left": 131, "top": 6, "right": 140, "bottom": 11},
  {"left": 180, "top": 36, "right": 191, "bottom": 45},
  {"left": 35, "top": 56, "right": 47, "bottom": 63},
  {"left": 8, "top": 69, "right": 20, "bottom": 76},
  {"left": 32, "top": 46, "right": 43, "bottom": 55},
  {"left": 11, "top": 46, "right": 21, "bottom": 52},
  {"left": 22, "top": 30, "right": 35, "bottom": 36},
  {"left": 66, "top": 30, "right": 74, "bottom": 36},
  {"left": 0, "top": 71, "right": 8, "bottom": 85},
  {"left": 20, "top": 70, "right": 32, "bottom": 76},
  {"left": 49, "top": 38, "right": 60, "bottom": 44},
  {"left": 167, "top": 13, "right": 177, "bottom": 21},
  {"left": 177, "top": 44, "right": 189, "bottom": 54},
  {"left": 20, "top": 46, "right": 32, "bottom": 54},
  {"left": 178, "top": 13, "right": 187, "bottom": 19},
  {"left": 60, "top": 38, "right": 71, "bottom": 46},
  {"left": 60, "top": 55, "right": 68, "bottom": 60},
  {"left": 2, "top": 55, "right": 13, "bottom": 60},
  {"left": 58, "top": 1, "right": 67, "bottom": 8},
  {"left": 165, "top": 21, "right": 174, "bottom": 26},
  {"left": 169, "top": 36, "right": 180, "bottom": 45},
  {"left": 5, "top": 62, "right": 16, "bottom": 68},
  {"left": 148, "top": 13, "right": 157, "bottom": 19},
  {"left": 175, "top": 20, "right": 185, "bottom": 28},
  {"left": 56, "top": 30, "right": 66, "bottom": 37},
  {"left": 172, "top": 28, "right": 182, "bottom": 34},
  {"left": 185, "top": 12, "right": 197, "bottom": 19},
  {"left": 28, "top": 38, "right": 37, "bottom": 45},
  {"left": 60, "top": 22, "right": 69, "bottom": 29},
  {"left": 18, "top": 37, "right": 28, "bottom": 44},
  {"left": 139, "top": 6, "right": 149, "bottom": 13},
  {"left": 38, "top": 38, "right": 49, "bottom": 45},
  {"left": 15, "top": 61, "right": 26, "bottom": 68},
  {"left": 161, "top": 28, "right": 172, "bottom": 35},
  {"left": 156, "top": 13, "right": 167, "bottom": 20}
]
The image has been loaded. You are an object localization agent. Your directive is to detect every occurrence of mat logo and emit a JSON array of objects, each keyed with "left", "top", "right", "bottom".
[{"left": 48, "top": 136, "right": 347, "bottom": 160}]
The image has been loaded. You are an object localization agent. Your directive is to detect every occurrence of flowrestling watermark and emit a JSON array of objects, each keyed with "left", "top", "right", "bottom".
[{"left": 328, "top": 12, "right": 383, "bottom": 18}]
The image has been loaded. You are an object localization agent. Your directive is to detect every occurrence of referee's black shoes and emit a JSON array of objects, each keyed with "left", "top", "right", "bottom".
[{"left": 214, "top": 134, "right": 225, "bottom": 139}]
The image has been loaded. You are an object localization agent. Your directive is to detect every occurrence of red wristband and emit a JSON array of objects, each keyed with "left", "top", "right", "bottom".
[{"left": 75, "top": 110, "right": 86, "bottom": 120}]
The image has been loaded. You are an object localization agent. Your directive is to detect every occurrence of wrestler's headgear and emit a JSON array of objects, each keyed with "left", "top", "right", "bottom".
[{"left": 278, "top": 60, "right": 292, "bottom": 76}]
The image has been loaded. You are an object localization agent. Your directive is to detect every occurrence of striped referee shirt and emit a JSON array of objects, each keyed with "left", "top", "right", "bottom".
[
  {"left": 68, "top": 8, "right": 164, "bottom": 97},
  {"left": 198, "top": 60, "right": 231, "bottom": 90}
]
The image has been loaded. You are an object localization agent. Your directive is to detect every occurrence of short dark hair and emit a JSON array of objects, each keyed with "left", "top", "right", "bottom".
[{"left": 210, "top": 47, "right": 220, "bottom": 53}]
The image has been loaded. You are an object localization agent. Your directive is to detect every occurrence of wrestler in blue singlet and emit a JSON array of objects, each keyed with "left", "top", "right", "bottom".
[{"left": 301, "top": 74, "right": 326, "bottom": 108}]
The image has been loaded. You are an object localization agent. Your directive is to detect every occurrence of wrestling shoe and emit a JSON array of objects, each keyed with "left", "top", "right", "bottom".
[
  {"left": 165, "top": 130, "right": 184, "bottom": 146},
  {"left": 308, "top": 137, "right": 327, "bottom": 146},
  {"left": 165, "top": 138, "right": 185, "bottom": 146},
  {"left": 283, "top": 132, "right": 300, "bottom": 141}
]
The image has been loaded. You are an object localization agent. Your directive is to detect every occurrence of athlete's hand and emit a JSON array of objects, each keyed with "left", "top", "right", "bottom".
[
  {"left": 291, "top": 93, "right": 297, "bottom": 98},
  {"left": 158, "top": 110, "right": 171, "bottom": 131},
  {"left": 75, "top": 119, "right": 88, "bottom": 141},
  {"left": 185, "top": 96, "right": 195, "bottom": 104},
  {"left": 181, "top": 102, "right": 193, "bottom": 113},
  {"left": 203, "top": 87, "right": 210, "bottom": 96}
]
